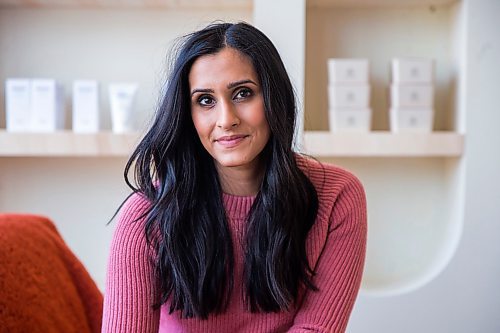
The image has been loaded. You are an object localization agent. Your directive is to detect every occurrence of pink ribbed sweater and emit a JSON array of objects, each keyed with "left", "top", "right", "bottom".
[{"left": 102, "top": 156, "right": 367, "bottom": 333}]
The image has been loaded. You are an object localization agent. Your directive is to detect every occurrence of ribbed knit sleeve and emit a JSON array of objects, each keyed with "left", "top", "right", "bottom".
[
  {"left": 289, "top": 170, "right": 367, "bottom": 333},
  {"left": 101, "top": 193, "right": 160, "bottom": 333}
]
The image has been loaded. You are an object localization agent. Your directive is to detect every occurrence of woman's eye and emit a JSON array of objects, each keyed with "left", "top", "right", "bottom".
[
  {"left": 198, "top": 95, "right": 215, "bottom": 106},
  {"left": 234, "top": 88, "right": 252, "bottom": 100}
]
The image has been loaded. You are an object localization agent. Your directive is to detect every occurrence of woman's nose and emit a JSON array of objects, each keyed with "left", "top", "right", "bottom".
[{"left": 216, "top": 99, "right": 240, "bottom": 129}]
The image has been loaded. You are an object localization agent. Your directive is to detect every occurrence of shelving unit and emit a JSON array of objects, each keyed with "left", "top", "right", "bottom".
[
  {"left": 1, "top": 0, "right": 469, "bottom": 299},
  {"left": 0, "top": 130, "right": 140, "bottom": 157},
  {"left": 305, "top": 0, "right": 463, "bottom": 133},
  {"left": 298, "top": 0, "right": 466, "bottom": 296},
  {"left": 303, "top": 131, "right": 464, "bottom": 157},
  {"left": 0, "top": 130, "right": 464, "bottom": 157}
]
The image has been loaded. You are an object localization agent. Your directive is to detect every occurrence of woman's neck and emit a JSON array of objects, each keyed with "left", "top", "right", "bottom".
[{"left": 215, "top": 159, "right": 265, "bottom": 197}]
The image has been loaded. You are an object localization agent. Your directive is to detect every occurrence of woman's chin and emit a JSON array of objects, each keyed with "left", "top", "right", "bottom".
[
  {"left": 216, "top": 159, "right": 248, "bottom": 169},
  {"left": 214, "top": 155, "right": 257, "bottom": 170}
]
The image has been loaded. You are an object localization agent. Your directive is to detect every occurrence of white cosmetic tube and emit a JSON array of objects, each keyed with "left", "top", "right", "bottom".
[{"left": 109, "top": 83, "right": 138, "bottom": 133}]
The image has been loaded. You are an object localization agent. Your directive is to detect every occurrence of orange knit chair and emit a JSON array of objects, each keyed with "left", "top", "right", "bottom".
[{"left": 0, "top": 214, "right": 103, "bottom": 333}]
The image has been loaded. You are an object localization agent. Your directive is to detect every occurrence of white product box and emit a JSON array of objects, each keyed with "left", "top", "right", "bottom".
[
  {"left": 390, "top": 84, "right": 434, "bottom": 108},
  {"left": 328, "top": 84, "right": 370, "bottom": 108},
  {"left": 329, "top": 108, "right": 372, "bottom": 132},
  {"left": 328, "top": 59, "right": 369, "bottom": 83},
  {"left": 30, "top": 79, "right": 65, "bottom": 132},
  {"left": 5, "top": 79, "right": 31, "bottom": 132},
  {"left": 392, "top": 58, "right": 434, "bottom": 83},
  {"left": 73, "top": 80, "right": 99, "bottom": 133},
  {"left": 390, "top": 108, "right": 433, "bottom": 132}
]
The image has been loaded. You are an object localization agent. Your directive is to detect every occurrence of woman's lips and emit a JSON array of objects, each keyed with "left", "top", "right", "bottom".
[{"left": 215, "top": 135, "right": 248, "bottom": 148}]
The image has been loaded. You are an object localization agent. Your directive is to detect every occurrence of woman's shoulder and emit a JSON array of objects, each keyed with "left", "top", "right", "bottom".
[
  {"left": 295, "top": 152, "right": 366, "bottom": 228},
  {"left": 295, "top": 153, "right": 367, "bottom": 269},
  {"left": 295, "top": 153, "right": 364, "bottom": 195},
  {"left": 118, "top": 191, "right": 152, "bottom": 222},
  {"left": 112, "top": 192, "right": 153, "bottom": 242}
]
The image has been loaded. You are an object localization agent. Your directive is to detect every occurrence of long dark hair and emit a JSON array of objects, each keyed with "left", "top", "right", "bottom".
[{"left": 124, "top": 22, "right": 319, "bottom": 319}]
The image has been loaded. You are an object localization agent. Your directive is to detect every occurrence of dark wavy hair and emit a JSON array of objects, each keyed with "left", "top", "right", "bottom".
[{"left": 124, "top": 21, "right": 319, "bottom": 319}]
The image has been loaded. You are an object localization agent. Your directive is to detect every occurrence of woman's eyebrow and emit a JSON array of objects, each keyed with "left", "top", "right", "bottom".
[
  {"left": 227, "top": 79, "right": 257, "bottom": 89},
  {"left": 191, "top": 88, "right": 214, "bottom": 96},
  {"left": 190, "top": 79, "right": 257, "bottom": 96}
]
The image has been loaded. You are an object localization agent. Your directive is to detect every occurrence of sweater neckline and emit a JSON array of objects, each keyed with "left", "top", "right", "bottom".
[{"left": 222, "top": 192, "right": 256, "bottom": 220}]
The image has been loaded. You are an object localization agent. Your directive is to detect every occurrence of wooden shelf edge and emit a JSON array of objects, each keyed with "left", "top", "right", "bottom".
[
  {"left": 0, "top": 130, "right": 465, "bottom": 157},
  {"left": 0, "top": 130, "right": 141, "bottom": 157},
  {"left": 302, "top": 131, "right": 465, "bottom": 157}
]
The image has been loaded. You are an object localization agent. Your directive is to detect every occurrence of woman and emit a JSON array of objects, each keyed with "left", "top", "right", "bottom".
[{"left": 102, "top": 22, "right": 367, "bottom": 333}]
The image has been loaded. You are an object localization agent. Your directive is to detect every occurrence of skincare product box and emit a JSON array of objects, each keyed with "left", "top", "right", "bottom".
[
  {"left": 5, "top": 79, "right": 31, "bottom": 132},
  {"left": 389, "top": 57, "right": 434, "bottom": 132},
  {"left": 328, "top": 84, "right": 370, "bottom": 108},
  {"left": 390, "top": 107, "right": 433, "bottom": 132},
  {"left": 329, "top": 107, "right": 372, "bottom": 132},
  {"left": 328, "top": 59, "right": 369, "bottom": 83},
  {"left": 5, "top": 78, "right": 64, "bottom": 132},
  {"left": 73, "top": 80, "right": 99, "bottom": 133},
  {"left": 30, "top": 79, "right": 65, "bottom": 132},
  {"left": 109, "top": 83, "right": 138, "bottom": 133},
  {"left": 390, "top": 84, "right": 434, "bottom": 108},
  {"left": 327, "top": 58, "right": 372, "bottom": 132},
  {"left": 392, "top": 58, "right": 434, "bottom": 83}
]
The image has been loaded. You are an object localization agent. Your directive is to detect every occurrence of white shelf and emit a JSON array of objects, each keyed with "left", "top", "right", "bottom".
[
  {"left": 0, "top": 130, "right": 140, "bottom": 157},
  {"left": 0, "top": 130, "right": 464, "bottom": 158},
  {"left": 0, "top": 0, "right": 251, "bottom": 9},
  {"left": 303, "top": 131, "right": 464, "bottom": 157}
]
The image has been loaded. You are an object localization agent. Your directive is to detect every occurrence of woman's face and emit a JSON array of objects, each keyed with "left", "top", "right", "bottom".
[{"left": 189, "top": 47, "right": 270, "bottom": 172}]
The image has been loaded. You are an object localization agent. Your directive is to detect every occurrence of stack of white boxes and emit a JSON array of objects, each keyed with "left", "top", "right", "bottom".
[
  {"left": 327, "top": 59, "right": 371, "bottom": 132},
  {"left": 5, "top": 78, "right": 65, "bottom": 132},
  {"left": 390, "top": 58, "right": 434, "bottom": 132}
]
